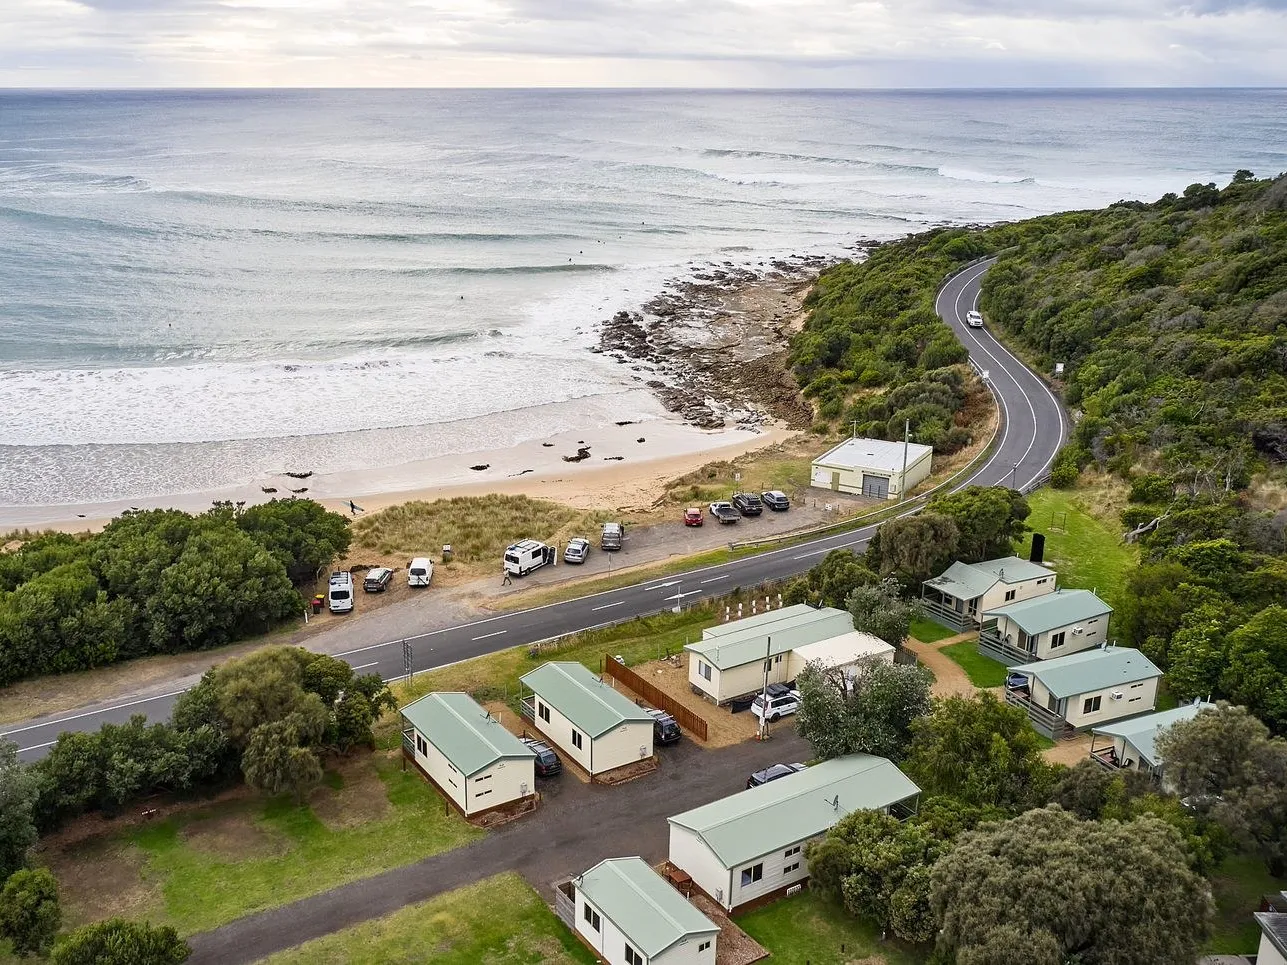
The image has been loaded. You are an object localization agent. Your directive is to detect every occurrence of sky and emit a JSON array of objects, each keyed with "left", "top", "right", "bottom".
[{"left": 2, "top": 0, "right": 1286, "bottom": 88}]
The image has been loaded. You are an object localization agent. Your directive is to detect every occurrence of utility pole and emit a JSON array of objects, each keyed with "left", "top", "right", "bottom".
[
  {"left": 759, "top": 636, "right": 772, "bottom": 740},
  {"left": 899, "top": 419, "right": 910, "bottom": 502}
]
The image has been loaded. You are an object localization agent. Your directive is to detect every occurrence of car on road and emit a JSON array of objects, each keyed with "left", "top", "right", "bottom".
[
  {"left": 644, "top": 708, "right": 682, "bottom": 745},
  {"left": 966, "top": 310, "right": 984, "bottom": 328},
  {"left": 563, "top": 537, "right": 591, "bottom": 564},
  {"left": 327, "top": 571, "right": 354, "bottom": 614},
  {"left": 752, "top": 688, "right": 802, "bottom": 722},
  {"left": 746, "top": 762, "right": 807, "bottom": 788},
  {"left": 408, "top": 557, "right": 434, "bottom": 587},
  {"left": 761, "top": 490, "right": 790, "bottom": 512},
  {"left": 732, "top": 492, "right": 764, "bottom": 516},
  {"left": 519, "top": 736, "right": 563, "bottom": 777},
  {"left": 709, "top": 501, "right": 740, "bottom": 524},
  {"left": 362, "top": 567, "right": 393, "bottom": 593},
  {"left": 683, "top": 507, "right": 704, "bottom": 527}
]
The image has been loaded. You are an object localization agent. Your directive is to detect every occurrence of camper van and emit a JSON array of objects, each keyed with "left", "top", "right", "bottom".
[
  {"left": 407, "top": 557, "right": 434, "bottom": 587},
  {"left": 504, "top": 539, "right": 555, "bottom": 577},
  {"left": 327, "top": 572, "right": 354, "bottom": 614}
]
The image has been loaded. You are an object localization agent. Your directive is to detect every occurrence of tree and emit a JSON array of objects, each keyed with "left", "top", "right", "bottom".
[
  {"left": 930, "top": 807, "right": 1213, "bottom": 965},
  {"left": 795, "top": 658, "right": 932, "bottom": 762},
  {"left": 241, "top": 718, "right": 324, "bottom": 803},
  {"left": 905, "top": 692, "right": 1056, "bottom": 812},
  {"left": 0, "top": 740, "right": 38, "bottom": 881},
  {"left": 1220, "top": 606, "right": 1287, "bottom": 734},
  {"left": 0, "top": 868, "right": 60, "bottom": 957},
  {"left": 846, "top": 578, "right": 919, "bottom": 649},
  {"left": 50, "top": 918, "right": 189, "bottom": 965},
  {"left": 210, "top": 647, "right": 327, "bottom": 746},
  {"left": 927, "top": 485, "right": 1030, "bottom": 561},
  {"left": 865, "top": 513, "right": 959, "bottom": 588},
  {"left": 235, "top": 499, "right": 352, "bottom": 585},
  {"left": 782, "top": 550, "right": 876, "bottom": 609}
]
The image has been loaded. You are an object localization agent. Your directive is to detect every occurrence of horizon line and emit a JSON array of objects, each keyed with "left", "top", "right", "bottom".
[{"left": 2, "top": 84, "right": 1286, "bottom": 94}]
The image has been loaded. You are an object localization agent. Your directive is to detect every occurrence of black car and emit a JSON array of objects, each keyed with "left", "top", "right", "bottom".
[
  {"left": 746, "top": 762, "right": 807, "bottom": 789},
  {"left": 645, "top": 708, "right": 682, "bottom": 745},
  {"left": 732, "top": 492, "right": 764, "bottom": 516},
  {"left": 708, "top": 501, "right": 740, "bottom": 524},
  {"left": 761, "top": 490, "right": 790, "bottom": 512},
  {"left": 362, "top": 567, "right": 393, "bottom": 593},
  {"left": 520, "top": 736, "right": 563, "bottom": 777}
]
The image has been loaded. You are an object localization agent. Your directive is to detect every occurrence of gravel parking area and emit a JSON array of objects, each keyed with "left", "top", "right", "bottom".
[{"left": 617, "top": 653, "right": 761, "bottom": 747}]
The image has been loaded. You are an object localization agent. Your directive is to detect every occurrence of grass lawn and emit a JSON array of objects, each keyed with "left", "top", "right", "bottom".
[
  {"left": 259, "top": 873, "right": 596, "bottom": 965},
  {"left": 736, "top": 891, "right": 925, "bottom": 965},
  {"left": 1206, "top": 853, "right": 1287, "bottom": 954},
  {"left": 941, "top": 640, "right": 1008, "bottom": 688},
  {"left": 1023, "top": 482, "right": 1138, "bottom": 610},
  {"left": 908, "top": 614, "right": 956, "bottom": 643},
  {"left": 51, "top": 752, "right": 481, "bottom": 936}
]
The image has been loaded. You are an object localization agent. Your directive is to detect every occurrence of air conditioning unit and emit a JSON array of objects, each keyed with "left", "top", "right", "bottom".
[
  {"left": 786, "top": 884, "right": 803, "bottom": 897},
  {"left": 1072, "top": 627, "right": 1084, "bottom": 635},
  {"left": 1110, "top": 691, "right": 1124, "bottom": 700}
]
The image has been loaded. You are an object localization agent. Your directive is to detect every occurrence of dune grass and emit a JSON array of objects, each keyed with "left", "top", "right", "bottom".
[
  {"left": 1022, "top": 480, "right": 1138, "bottom": 610},
  {"left": 259, "top": 873, "right": 596, "bottom": 965},
  {"left": 736, "top": 891, "right": 923, "bottom": 965},
  {"left": 941, "top": 640, "right": 1009, "bottom": 688}
]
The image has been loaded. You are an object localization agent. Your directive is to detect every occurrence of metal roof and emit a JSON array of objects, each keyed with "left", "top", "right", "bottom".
[
  {"left": 668, "top": 755, "right": 920, "bottom": 869},
  {"left": 520, "top": 662, "right": 653, "bottom": 738},
  {"left": 577, "top": 857, "right": 718, "bottom": 958},
  {"left": 982, "top": 588, "right": 1112, "bottom": 635},
  {"left": 1257, "top": 911, "right": 1287, "bottom": 958},
  {"left": 684, "top": 607, "right": 856, "bottom": 670},
  {"left": 923, "top": 556, "right": 1056, "bottom": 600},
  {"left": 701, "top": 603, "right": 819, "bottom": 638},
  {"left": 1091, "top": 702, "right": 1211, "bottom": 767},
  {"left": 1012, "top": 646, "right": 1162, "bottom": 699},
  {"left": 812, "top": 437, "right": 934, "bottom": 474},
  {"left": 399, "top": 692, "right": 535, "bottom": 777}
]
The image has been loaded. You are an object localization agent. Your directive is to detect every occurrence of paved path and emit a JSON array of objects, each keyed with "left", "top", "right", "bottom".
[{"left": 187, "top": 730, "right": 810, "bottom": 964}]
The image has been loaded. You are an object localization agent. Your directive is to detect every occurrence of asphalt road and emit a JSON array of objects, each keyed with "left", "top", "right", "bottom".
[{"left": 3, "top": 260, "right": 1066, "bottom": 761}]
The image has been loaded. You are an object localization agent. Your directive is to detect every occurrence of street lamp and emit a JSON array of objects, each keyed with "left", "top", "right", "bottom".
[{"left": 1010, "top": 463, "right": 1019, "bottom": 490}]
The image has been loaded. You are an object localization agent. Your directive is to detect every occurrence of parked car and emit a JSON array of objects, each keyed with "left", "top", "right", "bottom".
[
  {"left": 966, "top": 310, "right": 984, "bottom": 328},
  {"left": 683, "top": 507, "right": 704, "bottom": 527},
  {"left": 327, "top": 571, "right": 354, "bottom": 614},
  {"left": 504, "top": 539, "right": 554, "bottom": 577},
  {"left": 563, "top": 537, "right": 591, "bottom": 564},
  {"left": 732, "top": 492, "right": 764, "bottom": 516},
  {"left": 644, "top": 708, "right": 682, "bottom": 745},
  {"left": 362, "top": 567, "right": 393, "bottom": 593},
  {"left": 761, "top": 490, "right": 790, "bottom": 512},
  {"left": 709, "top": 501, "right": 740, "bottom": 524},
  {"left": 408, "top": 557, "right": 434, "bottom": 587},
  {"left": 752, "top": 688, "right": 802, "bottom": 722},
  {"left": 600, "top": 521, "right": 624, "bottom": 550},
  {"left": 1005, "top": 671, "right": 1030, "bottom": 691},
  {"left": 519, "top": 736, "right": 563, "bottom": 777},
  {"left": 746, "top": 762, "right": 807, "bottom": 789}
]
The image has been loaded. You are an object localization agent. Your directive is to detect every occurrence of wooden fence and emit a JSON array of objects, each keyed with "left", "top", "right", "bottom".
[{"left": 602, "top": 655, "right": 709, "bottom": 742}]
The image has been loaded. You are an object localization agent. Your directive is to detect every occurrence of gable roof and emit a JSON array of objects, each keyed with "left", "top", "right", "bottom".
[
  {"left": 685, "top": 607, "right": 855, "bottom": 671},
  {"left": 577, "top": 857, "right": 718, "bottom": 957},
  {"left": 520, "top": 662, "right": 652, "bottom": 738},
  {"left": 1257, "top": 909, "right": 1287, "bottom": 958},
  {"left": 1091, "top": 702, "right": 1212, "bottom": 767},
  {"left": 1013, "top": 646, "right": 1162, "bottom": 698},
  {"left": 400, "top": 692, "right": 534, "bottom": 777},
  {"left": 982, "top": 588, "right": 1112, "bottom": 635},
  {"left": 924, "top": 556, "right": 1056, "bottom": 601},
  {"left": 668, "top": 755, "right": 920, "bottom": 869},
  {"left": 812, "top": 437, "right": 934, "bottom": 473},
  {"left": 701, "top": 603, "right": 819, "bottom": 638}
]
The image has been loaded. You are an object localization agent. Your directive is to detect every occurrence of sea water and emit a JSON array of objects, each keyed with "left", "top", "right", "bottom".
[{"left": 2, "top": 88, "right": 1285, "bottom": 506}]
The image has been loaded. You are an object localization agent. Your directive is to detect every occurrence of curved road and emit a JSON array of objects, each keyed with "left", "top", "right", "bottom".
[{"left": 3, "top": 261, "right": 1066, "bottom": 761}]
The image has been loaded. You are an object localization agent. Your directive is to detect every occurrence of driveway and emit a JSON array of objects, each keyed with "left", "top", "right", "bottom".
[{"left": 186, "top": 729, "right": 811, "bottom": 964}]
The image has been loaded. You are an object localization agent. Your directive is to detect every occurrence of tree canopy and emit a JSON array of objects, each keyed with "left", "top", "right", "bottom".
[
  {"left": 846, "top": 578, "right": 918, "bottom": 649},
  {"left": 782, "top": 549, "right": 876, "bottom": 609},
  {"left": 795, "top": 657, "right": 932, "bottom": 762},
  {"left": 0, "top": 867, "right": 60, "bottom": 957},
  {"left": 0, "top": 739, "right": 38, "bottom": 881}
]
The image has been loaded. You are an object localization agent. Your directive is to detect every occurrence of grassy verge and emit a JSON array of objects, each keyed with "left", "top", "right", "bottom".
[
  {"left": 1022, "top": 479, "right": 1137, "bottom": 610},
  {"left": 1205, "top": 853, "right": 1287, "bottom": 954},
  {"left": 736, "top": 891, "right": 924, "bottom": 965},
  {"left": 941, "top": 641, "right": 1008, "bottom": 688},
  {"left": 908, "top": 615, "right": 956, "bottom": 643},
  {"left": 259, "top": 873, "right": 596, "bottom": 965}
]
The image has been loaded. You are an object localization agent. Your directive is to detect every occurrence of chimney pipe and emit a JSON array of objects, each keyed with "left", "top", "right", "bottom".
[{"left": 1030, "top": 533, "right": 1046, "bottom": 565}]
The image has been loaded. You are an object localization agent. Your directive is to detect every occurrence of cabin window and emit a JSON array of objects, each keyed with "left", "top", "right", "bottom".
[
  {"left": 625, "top": 944, "right": 644, "bottom": 965},
  {"left": 1050, "top": 631, "right": 1066, "bottom": 649},
  {"left": 415, "top": 734, "right": 427, "bottom": 756},
  {"left": 1087, "top": 618, "right": 1098, "bottom": 624},
  {"left": 475, "top": 774, "right": 491, "bottom": 783},
  {"left": 1037, "top": 578, "right": 1050, "bottom": 585},
  {"left": 699, "top": 940, "right": 711, "bottom": 952},
  {"left": 699, "top": 661, "right": 712, "bottom": 681},
  {"left": 475, "top": 789, "right": 491, "bottom": 798},
  {"left": 1004, "top": 590, "right": 1016, "bottom": 602},
  {"left": 784, "top": 845, "right": 801, "bottom": 858},
  {"left": 584, "top": 905, "right": 600, "bottom": 932},
  {"left": 538, "top": 702, "right": 550, "bottom": 723},
  {"left": 740, "top": 863, "right": 763, "bottom": 887},
  {"left": 1083, "top": 696, "right": 1102, "bottom": 714},
  {"left": 572, "top": 730, "right": 583, "bottom": 750},
  {"left": 1130, "top": 682, "right": 1144, "bottom": 689},
  {"left": 785, "top": 861, "right": 800, "bottom": 874}
]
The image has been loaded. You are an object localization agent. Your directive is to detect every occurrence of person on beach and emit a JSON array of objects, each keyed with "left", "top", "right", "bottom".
[{"left": 349, "top": 500, "right": 363, "bottom": 516}]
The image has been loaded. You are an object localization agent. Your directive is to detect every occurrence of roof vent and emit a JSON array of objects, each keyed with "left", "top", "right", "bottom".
[{"left": 830, "top": 795, "right": 841, "bottom": 811}]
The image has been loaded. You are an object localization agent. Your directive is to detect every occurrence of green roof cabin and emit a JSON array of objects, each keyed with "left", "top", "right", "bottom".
[
  {"left": 978, "top": 588, "right": 1113, "bottom": 666},
  {"left": 921, "top": 555, "right": 1057, "bottom": 631},
  {"left": 1089, "top": 700, "right": 1213, "bottom": 779},
  {"left": 1005, "top": 646, "right": 1163, "bottom": 740}
]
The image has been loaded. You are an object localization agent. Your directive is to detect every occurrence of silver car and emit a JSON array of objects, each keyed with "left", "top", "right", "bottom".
[{"left": 563, "top": 537, "right": 591, "bottom": 564}]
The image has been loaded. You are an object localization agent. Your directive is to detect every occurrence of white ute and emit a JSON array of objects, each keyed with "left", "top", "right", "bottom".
[
  {"left": 327, "top": 571, "right": 354, "bottom": 614},
  {"left": 966, "top": 310, "right": 984, "bottom": 329},
  {"left": 408, "top": 557, "right": 434, "bottom": 587}
]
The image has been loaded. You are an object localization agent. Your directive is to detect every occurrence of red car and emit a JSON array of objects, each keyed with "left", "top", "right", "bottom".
[{"left": 684, "top": 507, "right": 704, "bottom": 527}]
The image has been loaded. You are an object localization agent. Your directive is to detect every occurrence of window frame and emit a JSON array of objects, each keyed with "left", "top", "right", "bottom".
[
  {"left": 740, "top": 863, "right": 764, "bottom": 887},
  {"left": 1083, "top": 695, "right": 1102, "bottom": 714}
]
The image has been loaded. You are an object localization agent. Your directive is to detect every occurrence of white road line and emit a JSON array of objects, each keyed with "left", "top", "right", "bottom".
[
  {"left": 591, "top": 601, "right": 626, "bottom": 611},
  {"left": 17, "top": 740, "right": 57, "bottom": 753},
  {"left": 351, "top": 662, "right": 380, "bottom": 671},
  {"left": 698, "top": 575, "right": 728, "bottom": 584},
  {"left": 471, "top": 630, "right": 508, "bottom": 641},
  {"left": 0, "top": 688, "right": 189, "bottom": 738}
]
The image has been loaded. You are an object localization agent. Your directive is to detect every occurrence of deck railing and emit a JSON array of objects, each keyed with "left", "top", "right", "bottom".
[
  {"left": 977, "top": 629, "right": 1036, "bottom": 667},
  {"left": 1004, "top": 688, "right": 1074, "bottom": 740}
]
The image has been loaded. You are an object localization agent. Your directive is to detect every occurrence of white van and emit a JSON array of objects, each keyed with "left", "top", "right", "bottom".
[
  {"left": 327, "top": 571, "right": 354, "bottom": 614},
  {"left": 408, "top": 557, "right": 434, "bottom": 587},
  {"left": 504, "top": 539, "right": 554, "bottom": 577}
]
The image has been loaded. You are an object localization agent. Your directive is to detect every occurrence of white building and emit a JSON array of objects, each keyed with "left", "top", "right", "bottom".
[
  {"left": 1089, "top": 700, "right": 1212, "bottom": 779},
  {"left": 520, "top": 661, "right": 654, "bottom": 777},
  {"left": 1005, "top": 646, "right": 1162, "bottom": 740},
  {"left": 571, "top": 857, "right": 719, "bottom": 965},
  {"left": 685, "top": 604, "right": 893, "bottom": 705},
  {"left": 1257, "top": 893, "right": 1287, "bottom": 965},
  {"left": 667, "top": 754, "right": 920, "bottom": 912},
  {"left": 921, "top": 555, "right": 1058, "bottom": 631},
  {"left": 977, "top": 588, "right": 1113, "bottom": 665},
  {"left": 399, "top": 691, "right": 536, "bottom": 817},
  {"left": 810, "top": 436, "right": 933, "bottom": 500}
]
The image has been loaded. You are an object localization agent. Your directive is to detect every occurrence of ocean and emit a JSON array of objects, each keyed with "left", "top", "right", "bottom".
[{"left": 2, "top": 88, "right": 1285, "bottom": 509}]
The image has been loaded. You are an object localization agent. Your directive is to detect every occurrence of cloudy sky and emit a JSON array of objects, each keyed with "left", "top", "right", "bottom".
[{"left": 3, "top": 0, "right": 1286, "bottom": 88}]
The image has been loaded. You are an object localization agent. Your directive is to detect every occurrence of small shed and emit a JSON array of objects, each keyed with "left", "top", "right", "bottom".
[
  {"left": 520, "top": 661, "right": 654, "bottom": 776},
  {"left": 810, "top": 437, "right": 933, "bottom": 500},
  {"left": 400, "top": 691, "right": 536, "bottom": 817},
  {"left": 571, "top": 857, "right": 719, "bottom": 965}
]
